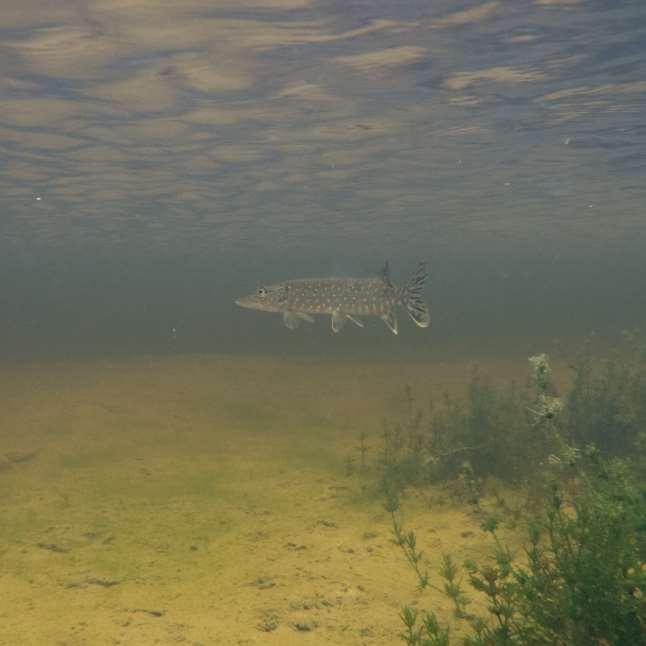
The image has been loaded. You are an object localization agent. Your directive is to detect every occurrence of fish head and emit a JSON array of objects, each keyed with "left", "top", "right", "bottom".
[{"left": 235, "top": 284, "right": 286, "bottom": 312}]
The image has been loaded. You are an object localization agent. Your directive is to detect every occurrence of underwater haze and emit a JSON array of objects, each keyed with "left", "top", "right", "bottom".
[
  {"left": 2, "top": 1, "right": 646, "bottom": 645},
  {"left": 1, "top": 0, "right": 645, "bottom": 358}
]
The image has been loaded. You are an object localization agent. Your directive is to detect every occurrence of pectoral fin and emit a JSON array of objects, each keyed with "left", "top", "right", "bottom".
[
  {"left": 346, "top": 315, "right": 364, "bottom": 328},
  {"left": 331, "top": 311, "right": 346, "bottom": 333},
  {"left": 283, "top": 311, "right": 301, "bottom": 330},
  {"left": 381, "top": 310, "right": 399, "bottom": 335}
]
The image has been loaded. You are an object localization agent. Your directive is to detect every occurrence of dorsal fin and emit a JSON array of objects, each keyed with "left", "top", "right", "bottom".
[{"left": 380, "top": 260, "right": 393, "bottom": 287}]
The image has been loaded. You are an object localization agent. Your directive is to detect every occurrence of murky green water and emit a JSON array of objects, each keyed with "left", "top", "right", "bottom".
[
  {"left": 1, "top": 1, "right": 645, "bottom": 644},
  {"left": 1, "top": 0, "right": 645, "bottom": 357}
]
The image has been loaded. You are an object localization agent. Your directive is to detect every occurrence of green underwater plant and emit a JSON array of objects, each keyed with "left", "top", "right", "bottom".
[
  {"left": 376, "top": 354, "right": 562, "bottom": 494},
  {"left": 387, "top": 340, "right": 646, "bottom": 646},
  {"left": 395, "top": 445, "right": 646, "bottom": 645},
  {"left": 377, "top": 384, "right": 428, "bottom": 497},
  {"left": 566, "top": 330, "right": 646, "bottom": 455},
  {"left": 378, "top": 331, "right": 646, "bottom": 494}
]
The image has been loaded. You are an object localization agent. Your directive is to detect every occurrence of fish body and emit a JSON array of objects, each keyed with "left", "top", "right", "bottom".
[{"left": 235, "top": 262, "right": 430, "bottom": 334}]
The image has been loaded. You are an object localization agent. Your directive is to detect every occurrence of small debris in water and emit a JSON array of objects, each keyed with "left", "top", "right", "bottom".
[
  {"left": 65, "top": 577, "right": 120, "bottom": 589},
  {"left": 5, "top": 450, "right": 39, "bottom": 464},
  {"left": 291, "top": 619, "right": 318, "bottom": 632},
  {"left": 37, "top": 542, "right": 70, "bottom": 553},
  {"left": 257, "top": 609, "right": 281, "bottom": 632},
  {"left": 130, "top": 608, "right": 164, "bottom": 617},
  {"left": 289, "top": 595, "right": 332, "bottom": 610},
  {"left": 285, "top": 542, "right": 307, "bottom": 551},
  {"left": 250, "top": 576, "right": 276, "bottom": 589}
]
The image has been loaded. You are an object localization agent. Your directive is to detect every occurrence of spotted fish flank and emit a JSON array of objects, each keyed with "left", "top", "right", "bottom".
[{"left": 235, "top": 262, "right": 430, "bottom": 335}]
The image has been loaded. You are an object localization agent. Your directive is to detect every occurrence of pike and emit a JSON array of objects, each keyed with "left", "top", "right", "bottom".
[{"left": 235, "top": 261, "right": 430, "bottom": 335}]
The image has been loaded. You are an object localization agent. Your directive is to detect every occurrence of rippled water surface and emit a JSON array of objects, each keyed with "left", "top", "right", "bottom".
[{"left": 1, "top": 0, "right": 645, "bottom": 356}]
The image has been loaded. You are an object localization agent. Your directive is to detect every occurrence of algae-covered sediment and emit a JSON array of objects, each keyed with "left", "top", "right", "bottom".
[{"left": 0, "top": 355, "right": 559, "bottom": 645}]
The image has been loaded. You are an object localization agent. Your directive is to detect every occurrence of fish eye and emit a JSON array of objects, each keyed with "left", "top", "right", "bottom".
[{"left": 257, "top": 287, "right": 267, "bottom": 297}]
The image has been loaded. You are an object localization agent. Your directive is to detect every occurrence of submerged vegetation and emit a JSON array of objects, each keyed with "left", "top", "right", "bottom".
[
  {"left": 377, "top": 331, "right": 646, "bottom": 497},
  {"left": 394, "top": 448, "right": 646, "bottom": 646},
  {"left": 360, "top": 332, "right": 646, "bottom": 645}
]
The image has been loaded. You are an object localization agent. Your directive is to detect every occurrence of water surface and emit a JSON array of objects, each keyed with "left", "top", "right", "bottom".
[{"left": 1, "top": 0, "right": 645, "bottom": 357}]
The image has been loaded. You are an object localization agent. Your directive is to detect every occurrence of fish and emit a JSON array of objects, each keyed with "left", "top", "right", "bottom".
[{"left": 235, "top": 261, "right": 430, "bottom": 335}]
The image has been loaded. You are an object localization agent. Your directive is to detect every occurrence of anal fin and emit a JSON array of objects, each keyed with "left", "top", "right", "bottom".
[{"left": 381, "top": 310, "right": 399, "bottom": 335}]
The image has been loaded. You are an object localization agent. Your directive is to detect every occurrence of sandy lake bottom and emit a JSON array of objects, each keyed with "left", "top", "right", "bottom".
[{"left": 0, "top": 353, "right": 568, "bottom": 645}]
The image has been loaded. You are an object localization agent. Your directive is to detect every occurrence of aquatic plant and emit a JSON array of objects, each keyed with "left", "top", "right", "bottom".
[
  {"left": 345, "top": 432, "right": 372, "bottom": 496},
  {"left": 566, "top": 330, "right": 646, "bottom": 455},
  {"left": 395, "top": 445, "right": 646, "bottom": 646},
  {"left": 391, "top": 507, "right": 430, "bottom": 591},
  {"left": 378, "top": 331, "right": 646, "bottom": 498},
  {"left": 383, "top": 336, "right": 646, "bottom": 645},
  {"left": 377, "top": 384, "right": 428, "bottom": 497},
  {"left": 377, "top": 358, "right": 560, "bottom": 494}
]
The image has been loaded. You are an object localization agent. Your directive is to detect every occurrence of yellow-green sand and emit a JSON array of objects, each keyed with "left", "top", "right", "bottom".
[{"left": 0, "top": 354, "right": 568, "bottom": 645}]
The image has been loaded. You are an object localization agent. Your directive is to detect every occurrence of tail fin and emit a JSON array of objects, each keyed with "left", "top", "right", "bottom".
[{"left": 402, "top": 262, "right": 430, "bottom": 328}]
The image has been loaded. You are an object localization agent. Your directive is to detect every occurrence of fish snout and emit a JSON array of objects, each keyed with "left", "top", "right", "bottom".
[{"left": 235, "top": 296, "right": 254, "bottom": 309}]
